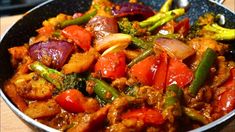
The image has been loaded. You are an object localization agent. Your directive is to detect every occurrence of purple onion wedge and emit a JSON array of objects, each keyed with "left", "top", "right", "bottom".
[
  {"left": 112, "top": 2, "right": 155, "bottom": 19},
  {"left": 29, "top": 39, "right": 74, "bottom": 69}
]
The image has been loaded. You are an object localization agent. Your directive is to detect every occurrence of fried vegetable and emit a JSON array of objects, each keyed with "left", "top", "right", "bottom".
[
  {"left": 183, "top": 107, "right": 209, "bottom": 124},
  {"left": 128, "top": 48, "right": 154, "bottom": 67}
]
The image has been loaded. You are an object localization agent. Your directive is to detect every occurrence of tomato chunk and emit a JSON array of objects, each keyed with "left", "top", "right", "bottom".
[
  {"left": 153, "top": 52, "right": 168, "bottom": 90},
  {"left": 166, "top": 58, "right": 193, "bottom": 88},
  {"left": 121, "top": 107, "right": 165, "bottom": 126},
  {"left": 217, "top": 89, "right": 235, "bottom": 113},
  {"left": 62, "top": 25, "right": 91, "bottom": 51},
  {"left": 55, "top": 89, "right": 86, "bottom": 113},
  {"left": 130, "top": 55, "right": 158, "bottom": 85},
  {"left": 174, "top": 18, "right": 190, "bottom": 36},
  {"left": 95, "top": 51, "right": 126, "bottom": 80}
]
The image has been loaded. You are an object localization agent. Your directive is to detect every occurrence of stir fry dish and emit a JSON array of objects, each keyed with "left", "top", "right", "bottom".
[{"left": 4, "top": 0, "right": 235, "bottom": 131}]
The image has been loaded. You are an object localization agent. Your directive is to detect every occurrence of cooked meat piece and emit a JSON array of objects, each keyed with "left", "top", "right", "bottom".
[
  {"left": 13, "top": 72, "right": 54, "bottom": 100},
  {"left": 62, "top": 48, "right": 99, "bottom": 74},
  {"left": 107, "top": 119, "right": 144, "bottom": 132},
  {"left": 187, "top": 37, "right": 228, "bottom": 70},
  {"left": 68, "top": 104, "right": 111, "bottom": 132},
  {"left": 212, "top": 56, "right": 233, "bottom": 87},
  {"left": 111, "top": 77, "right": 128, "bottom": 92},
  {"left": 4, "top": 81, "right": 28, "bottom": 111},
  {"left": 24, "top": 99, "right": 61, "bottom": 119},
  {"left": 8, "top": 45, "right": 28, "bottom": 67}
]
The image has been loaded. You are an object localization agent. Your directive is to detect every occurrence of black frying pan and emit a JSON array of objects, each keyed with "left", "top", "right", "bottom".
[{"left": 0, "top": 0, "right": 234, "bottom": 131}]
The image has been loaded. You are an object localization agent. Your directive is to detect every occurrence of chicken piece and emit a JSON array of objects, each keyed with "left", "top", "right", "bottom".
[
  {"left": 13, "top": 72, "right": 54, "bottom": 100},
  {"left": 111, "top": 77, "right": 128, "bottom": 92},
  {"left": 4, "top": 81, "right": 28, "bottom": 111},
  {"left": 187, "top": 37, "right": 228, "bottom": 70},
  {"left": 62, "top": 48, "right": 99, "bottom": 74},
  {"left": 24, "top": 99, "right": 61, "bottom": 119},
  {"left": 107, "top": 119, "right": 144, "bottom": 132},
  {"left": 68, "top": 104, "right": 111, "bottom": 132},
  {"left": 8, "top": 45, "right": 28, "bottom": 67},
  {"left": 211, "top": 56, "right": 231, "bottom": 87}
]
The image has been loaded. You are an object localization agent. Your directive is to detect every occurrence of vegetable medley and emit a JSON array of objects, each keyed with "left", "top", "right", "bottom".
[{"left": 4, "top": 0, "right": 235, "bottom": 131}]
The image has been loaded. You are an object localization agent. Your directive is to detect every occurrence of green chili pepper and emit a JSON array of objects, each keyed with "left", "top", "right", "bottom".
[
  {"left": 189, "top": 48, "right": 217, "bottom": 96},
  {"left": 183, "top": 107, "right": 209, "bottom": 124},
  {"left": 91, "top": 78, "right": 119, "bottom": 103},
  {"left": 128, "top": 48, "right": 154, "bottom": 67},
  {"left": 131, "top": 36, "right": 153, "bottom": 49},
  {"left": 59, "top": 10, "right": 97, "bottom": 28},
  {"left": 29, "top": 61, "right": 64, "bottom": 89},
  {"left": 163, "top": 84, "right": 183, "bottom": 117}
]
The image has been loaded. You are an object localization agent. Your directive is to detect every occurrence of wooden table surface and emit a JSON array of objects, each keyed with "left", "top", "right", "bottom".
[{"left": 1, "top": 0, "right": 235, "bottom": 132}]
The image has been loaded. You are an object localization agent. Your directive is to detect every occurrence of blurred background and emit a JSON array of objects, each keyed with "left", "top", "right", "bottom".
[{"left": 0, "top": 0, "right": 47, "bottom": 16}]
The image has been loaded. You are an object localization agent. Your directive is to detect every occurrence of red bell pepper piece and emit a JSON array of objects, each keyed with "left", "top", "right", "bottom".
[
  {"left": 37, "top": 25, "right": 54, "bottom": 36},
  {"left": 121, "top": 107, "right": 165, "bottom": 126},
  {"left": 174, "top": 18, "right": 190, "bottom": 36},
  {"left": 221, "top": 68, "right": 235, "bottom": 88},
  {"left": 166, "top": 58, "right": 193, "bottom": 88},
  {"left": 217, "top": 89, "right": 235, "bottom": 113},
  {"left": 62, "top": 25, "right": 91, "bottom": 51},
  {"left": 55, "top": 89, "right": 86, "bottom": 113},
  {"left": 153, "top": 52, "right": 168, "bottom": 90},
  {"left": 95, "top": 51, "right": 126, "bottom": 80},
  {"left": 130, "top": 55, "right": 158, "bottom": 85}
]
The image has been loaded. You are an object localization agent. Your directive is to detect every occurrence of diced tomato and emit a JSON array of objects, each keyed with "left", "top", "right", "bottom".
[
  {"left": 166, "top": 58, "right": 193, "bottom": 88},
  {"left": 174, "top": 18, "right": 190, "bottom": 36},
  {"left": 130, "top": 55, "right": 158, "bottom": 85},
  {"left": 153, "top": 52, "right": 168, "bottom": 90},
  {"left": 62, "top": 25, "right": 91, "bottom": 51},
  {"left": 221, "top": 68, "right": 235, "bottom": 88},
  {"left": 217, "top": 89, "right": 235, "bottom": 113},
  {"left": 37, "top": 26, "right": 54, "bottom": 36},
  {"left": 95, "top": 51, "right": 126, "bottom": 80},
  {"left": 55, "top": 89, "right": 86, "bottom": 113},
  {"left": 121, "top": 107, "right": 165, "bottom": 126}
]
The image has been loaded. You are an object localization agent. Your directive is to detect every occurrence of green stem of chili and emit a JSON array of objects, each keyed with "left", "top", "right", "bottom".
[
  {"left": 91, "top": 78, "right": 119, "bottom": 103},
  {"left": 183, "top": 107, "right": 209, "bottom": 124},
  {"left": 59, "top": 10, "right": 97, "bottom": 28},
  {"left": 189, "top": 48, "right": 217, "bottom": 96},
  {"left": 160, "top": 0, "right": 173, "bottom": 13}
]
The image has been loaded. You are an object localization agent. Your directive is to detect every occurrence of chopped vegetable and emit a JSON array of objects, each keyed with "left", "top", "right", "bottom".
[
  {"left": 139, "top": 8, "right": 185, "bottom": 28},
  {"left": 174, "top": 17, "right": 190, "bottom": 36},
  {"left": 29, "top": 61, "right": 86, "bottom": 92},
  {"left": 62, "top": 25, "right": 92, "bottom": 51},
  {"left": 59, "top": 10, "right": 97, "bottom": 28},
  {"left": 29, "top": 39, "right": 75, "bottom": 69},
  {"left": 95, "top": 51, "right": 126, "bottom": 79},
  {"left": 155, "top": 38, "right": 195, "bottom": 60},
  {"left": 95, "top": 33, "right": 131, "bottom": 51},
  {"left": 153, "top": 52, "right": 168, "bottom": 90},
  {"left": 130, "top": 55, "right": 158, "bottom": 85},
  {"left": 55, "top": 89, "right": 86, "bottom": 113},
  {"left": 159, "top": 0, "right": 173, "bottom": 12},
  {"left": 166, "top": 58, "right": 193, "bottom": 88},
  {"left": 128, "top": 48, "right": 154, "bottom": 67},
  {"left": 90, "top": 78, "right": 119, "bottom": 103},
  {"left": 217, "top": 89, "right": 235, "bottom": 113},
  {"left": 189, "top": 48, "right": 217, "bottom": 96},
  {"left": 112, "top": 2, "right": 154, "bottom": 18}
]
